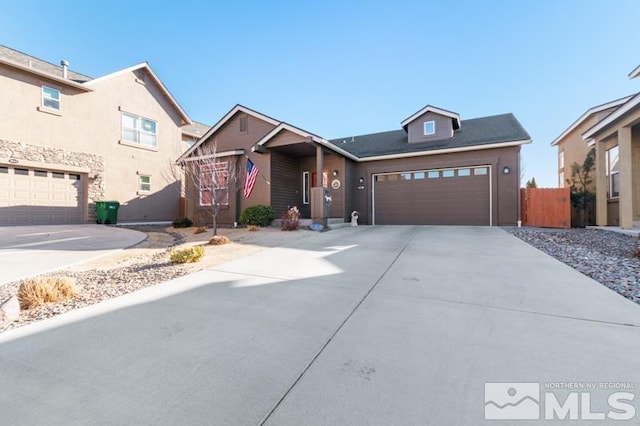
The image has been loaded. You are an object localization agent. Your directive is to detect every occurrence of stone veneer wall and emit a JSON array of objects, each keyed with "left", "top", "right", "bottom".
[{"left": 0, "top": 139, "right": 106, "bottom": 222}]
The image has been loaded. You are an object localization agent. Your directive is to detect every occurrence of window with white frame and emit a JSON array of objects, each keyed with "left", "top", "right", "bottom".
[
  {"left": 424, "top": 120, "right": 435, "bottom": 136},
  {"left": 606, "top": 146, "right": 619, "bottom": 198},
  {"left": 42, "top": 86, "right": 60, "bottom": 110},
  {"left": 559, "top": 171, "right": 565, "bottom": 188},
  {"left": 559, "top": 151, "right": 564, "bottom": 169},
  {"left": 122, "top": 112, "right": 157, "bottom": 147},
  {"left": 199, "top": 162, "right": 229, "bottom": 206},
  {"left": 138, "top": 174, "right": 151, "bottom": 192},
  {"left": 302, "top": 171, "right": 310, "bottom": 204}
]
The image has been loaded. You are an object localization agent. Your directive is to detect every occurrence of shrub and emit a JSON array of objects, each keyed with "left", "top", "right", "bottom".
[
  {"left": 281, "top": 206, "right": 300, "bottom": 231},
  {"left": 239, "top": 205, "right": 275, "bottom": 227},
  {"left": 170, "top": 246, "right": 205, "bottom": 263},
  {"left": 193, "top": 226, "right": 207, "bottom": 235},
  {"left": 18, "top": 276, "right": 78, "bottom": 309},
  {"left": 172, "top": 217, "right": 193, "bottom": 228},
  {"left": 247, "top": 225, "right": 259, "bottom": 232},
  {"left": 209, "top": 235, "right": 231, "bottom": 246}
]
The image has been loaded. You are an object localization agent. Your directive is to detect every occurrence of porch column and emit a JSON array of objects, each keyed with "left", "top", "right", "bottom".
[
  {"left": 595, "top": 138, "right": 608, "bottom": 226},
  {"left": 619, "top": 126, "right": 633, "bottom": 229},
  {"left": 309, "top": 138, "right": 327, "bottom": 227},
  {"left": 316, "top": 143, "right": 324, "bottom": 186}
]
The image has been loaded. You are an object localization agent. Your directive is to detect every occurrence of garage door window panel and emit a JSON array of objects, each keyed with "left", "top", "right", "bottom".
[{"left": 442, "top": 170, "right": 455, "bottom": 178}]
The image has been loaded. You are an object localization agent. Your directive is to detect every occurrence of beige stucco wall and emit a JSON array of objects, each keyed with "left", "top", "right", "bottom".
[{"left": 0, "top": 64, "right": 187, "bottom": 222}]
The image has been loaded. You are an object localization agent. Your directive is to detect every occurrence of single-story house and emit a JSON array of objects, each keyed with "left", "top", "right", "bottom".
[{"left": 178, "top": 104, "right": 530, "bottom": 226}]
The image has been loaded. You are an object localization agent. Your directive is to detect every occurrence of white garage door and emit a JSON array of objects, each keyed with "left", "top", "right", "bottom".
[{"left": 0, "top": 166, "right": 84, "bottom": 225}]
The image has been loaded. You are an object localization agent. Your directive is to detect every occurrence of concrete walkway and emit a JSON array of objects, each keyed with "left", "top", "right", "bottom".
[
  {"left": 0, "top": 225, "right": 146, "bottom": 285},
  {"left": 0, "top": 226, "right": 639, "bottom": 425}
]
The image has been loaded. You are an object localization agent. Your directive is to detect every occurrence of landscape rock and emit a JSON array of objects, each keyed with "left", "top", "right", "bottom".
[{"left": 0, "top": 295, "right": 20, "bottom": 327}]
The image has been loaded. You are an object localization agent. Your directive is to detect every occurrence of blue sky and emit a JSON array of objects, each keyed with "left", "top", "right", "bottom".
[{"left": 3, "top": 0, "right": 639, "bottom": 187}]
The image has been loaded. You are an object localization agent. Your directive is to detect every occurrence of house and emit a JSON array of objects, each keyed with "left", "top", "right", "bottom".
[
  {"left": 581, "top": 67, "right": 640, "bottom": 229},
  {"left": 0, "top": 45, "right": 194, "bottom": 225},
  {"left": 550, "top": 95, "right": 632, "bottom": 226},
  {"left": 178, "top": 104, "right": 530, "bottom": 226}
]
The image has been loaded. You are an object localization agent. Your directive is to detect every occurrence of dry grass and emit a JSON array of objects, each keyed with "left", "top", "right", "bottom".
[
  {"left": 193, "top": 226, "right": 207, "bottom": 235},
  {"left": 170, "top": 246, "right": 205, "bottom": 263},
  {"left": 247, "top": 225, "right": 259, "bottom": 232},
  {"left": 18, "top": 276, "right": 78, "bottom": 309},
  {"left": 209, "top": 235, "right": 231, "bottom": 246}
]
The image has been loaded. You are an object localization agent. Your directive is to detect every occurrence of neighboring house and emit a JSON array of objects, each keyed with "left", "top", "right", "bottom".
[
  {"left": 581, "top": 67, "right": 640, "bottom": 229},
  {"left": 550, "top": 96, "right": 632, "bottom": 226},
  {"left": 182, "top": 121, "right": 211, "bottom": 150},
  {"left": 178, "top": 104, "right": 530, "bottom": 226},
  {"left": 0, "top": 45, "right": 194, "bottom": 225}
]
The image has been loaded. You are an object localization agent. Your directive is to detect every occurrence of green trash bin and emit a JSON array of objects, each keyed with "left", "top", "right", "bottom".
[{"left": 95, "top": 201, "right": 120, "bottom": 224}]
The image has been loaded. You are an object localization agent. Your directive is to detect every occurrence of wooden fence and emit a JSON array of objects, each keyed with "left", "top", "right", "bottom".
[{"left": 520, "top": 188, "right": 571, "bottom": 229}]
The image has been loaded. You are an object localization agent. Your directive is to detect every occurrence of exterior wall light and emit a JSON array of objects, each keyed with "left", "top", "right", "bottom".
[
  {"left": 332, "top": 169, "right": 339, "bottom": 177},
  {"left": 358, "top": 177, "right": 365, "bottom": 184},
  {"left": 503, "top": 166, "right": 511, "bottom": 175}
]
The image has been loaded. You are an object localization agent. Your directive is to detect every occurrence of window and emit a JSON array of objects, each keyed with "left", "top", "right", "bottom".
[
  {"left": 387, "top": 174, "right": 399, "bottom": 181},
  {"left": 376, "top": 175, "right": 386, "bottom": 182},
  {"left": 474, "top": 167, "right": 488, "bottom": 175},
  {"left": 15, "top": 168, "right": 29, "bottom": 175},
  {"left": 34, "top": 170, "right": 48, "bottom": 177},
  {"left": 457, "top": 168, "right": 471, "bottom": 177},
  {"left": 69, "top": 174, "right": 81, "bottom": 180},
  {"left": 442, "top": 170, "right": 455, "bottom": 178},
  {"left": 401, "top": 173, "right": 412, "bottom": 180},
  {"left": 122, "top": 112, "right": 157, "bottom": 147},
  {"left": 199, "top": 162, "right": 229, "bottom": 206},
  {"left": 606, "top": 146, "right": 619, "bottom": 198},
  {"left": 414, "top": 172, "right": 425, "bottom": 179},
  {"left": 427, "top": 171, "right": 439, "bottom": 179},
  {"left": 42, "top": 86, "right": 60, "bottom": 110},
  {"left": 52, "top": 172, "right": 64, "bottom": 178},
  {"left": 239, "top": 116, "right": 248, "bottom": 133},
  {"left": 302, "top": 171, "right": 310, "bottom": 204},
  {"left": 139, "top": 175, "right": 151, "bottom": 192},
  {"left": 559, "top": 171, "right": 565, "bottom": 188},
  {"left": 424, "top": 121, "right": 435, "bottom": 135},
  {"left": 0, "top": 167, "right": 7, "bottom": 174},
  {"left": 559, "top": 151, "right": 564, "bottom": 169}
]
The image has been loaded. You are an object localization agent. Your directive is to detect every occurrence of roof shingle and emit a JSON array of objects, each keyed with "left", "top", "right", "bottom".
[{"left": 0, "top": 45, "right": 92, "bottom": 83}]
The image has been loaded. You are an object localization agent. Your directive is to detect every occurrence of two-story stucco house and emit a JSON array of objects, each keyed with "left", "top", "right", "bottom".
[
  {"left": 178, "top": 104, "right": 530, "bottom": 226},
  {"left": 552, "top": 65, "right": 640, "bottom": 228},
  {"left": 0, "top": 45, "right": 195, "bottom": 225}
]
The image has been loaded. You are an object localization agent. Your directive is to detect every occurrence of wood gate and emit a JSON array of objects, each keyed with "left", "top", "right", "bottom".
[{"left": 520, "top": 188, "right": 571, "bottom": 229}]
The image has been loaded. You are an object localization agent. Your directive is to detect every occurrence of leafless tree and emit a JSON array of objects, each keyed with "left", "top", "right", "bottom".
[{"left": 178, "top": 142, "right": 241, "bottom": 236}]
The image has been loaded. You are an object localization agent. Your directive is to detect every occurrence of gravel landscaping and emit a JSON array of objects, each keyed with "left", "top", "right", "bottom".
[
  {"left": 508, "top": 227, "right": 640, "bottom": 304},
  {"left": 0, "top": 225, "right": 313, "bottom": 333}
]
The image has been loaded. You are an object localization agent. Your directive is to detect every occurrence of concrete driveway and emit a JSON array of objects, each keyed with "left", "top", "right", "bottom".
[
  {"left": 0, "top": 225, "right": 146, "bottom": 285},
  {"left": 1, "top": 226, "right": 639, "bottom": 425}
]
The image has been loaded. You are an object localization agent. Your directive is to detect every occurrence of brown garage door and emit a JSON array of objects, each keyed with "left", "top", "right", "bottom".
[
  {"left": 0, "top": 166, "right": 84, "bottom": 225},
  {"left": 373, "top": 166, "right": 491, "bottom": 225}
]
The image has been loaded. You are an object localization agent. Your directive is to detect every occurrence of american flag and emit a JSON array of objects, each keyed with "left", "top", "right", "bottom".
[{"left": 243, "top": 158, "right": 259, "bottom": 198}]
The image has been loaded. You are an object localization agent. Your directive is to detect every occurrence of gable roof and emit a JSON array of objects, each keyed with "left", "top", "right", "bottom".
[
  {"left": 0, "top": 45, "right": 92, "bottom": 91},
  {"left": 582, "top": 91, "right": 640, "bottom": 140},
  {"left": 84, "top": 62, "right": 191, "bottom": 125},
  {"left": 0, "top": 45, "right": 92, "bottom": 83},
  {"left": 629, "top": 64, "right": 640, "bottom": 79},
  {"left": 550, "top": 95, "right": 633, "bottom": 146},
  {"left": 329, "top": 113, "right": 530, "bottom": 160},
  {"left": 177, "top": 104, "right": 280, "bottom": 163},
  {"left": 400, "top": 105, "right": 461, "bottom": 131},
  {"left": 182, "top": 121, "right": 211, "bottom": 138}
]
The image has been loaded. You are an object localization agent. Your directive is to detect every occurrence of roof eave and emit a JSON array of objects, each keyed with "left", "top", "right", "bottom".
[
  {"left": 356, "top": 139, "right": 531, "bottom": 162},
  {"left": 629, "top": 64, "right": 640, "bottom": 79},
  {"left": 0, "top": 57, "right": 93, "bottom": 91},
  {"left": 582, "top": 93, "right": 640, "bottom": 140}
]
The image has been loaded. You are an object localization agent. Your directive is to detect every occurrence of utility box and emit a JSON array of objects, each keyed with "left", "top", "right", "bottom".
[{"left": 95, "top": 201, "right": 120, "bottom": 224}]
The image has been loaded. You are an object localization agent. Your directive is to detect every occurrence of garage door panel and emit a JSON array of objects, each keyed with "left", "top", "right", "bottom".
[
  {"left": 374, "top": 168, "right": 490, "bottom": 225},
  {"left": 0, "top": 167, "right": 83, "bottom": 225}
]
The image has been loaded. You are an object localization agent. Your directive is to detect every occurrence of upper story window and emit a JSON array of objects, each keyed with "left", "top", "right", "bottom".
[
  {"left": 559, "top": 151, "right": 564, "bottom": 169},
  {"left": 42, "top": 86, "right": 60, "bottom": 111},
  {"left": 606, "top": 145, "right": 619, "bottom": 198},
  {"left": 424, "top": 121, "right": 435, "bottom": 136},
  {"left": 122, "top": 112, "right": 157, "bottom": 147}
]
